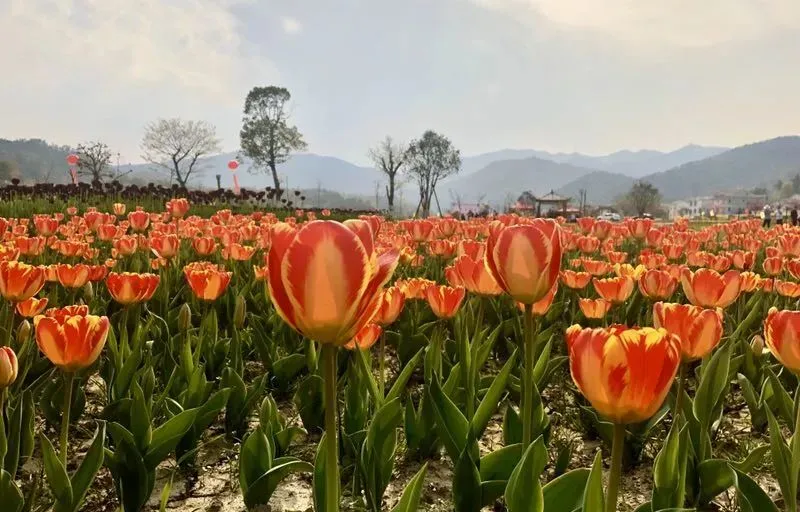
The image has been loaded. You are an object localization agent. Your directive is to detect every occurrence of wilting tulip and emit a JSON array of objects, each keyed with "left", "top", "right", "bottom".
[
  {"left": 565, "top": 324, "right": 680, "bottom": 512},
  {"left": 183, "top": 262, "right": 232, "bottom": 301},
  {"left": 55, "top": 264, "right": 90, "bottom": 289},
  {"left": 653, "top": 302, "right": 723, "bottom": 360},
  {"left": 425, "top": 285, "right": 466, "bottom": 319},
  {"left": 579, "top": 298, "right": 613, "bottom": 319},
  {"left": 763, "top": 307, "right": 800, "bottom": 373},
  {"left": 0, "top": 346, "right": 18, "bottom": 389},
  {"left": 344, "top": 324, "right": 382, "bottom": 351},
  {"left": 593, "top": 276, "right": 635, "bottom": 304},
  {"left": 485, "top": 219, "right": 562, "bottom": 305},
  {"left": 638, "top": 269, "right": 678, "bottom": 300},
  {"left": 560, "top": 270, "right": 592, "bottom": 290},
  {"left": 106, "top": 272, "right": 160, "bottom": 305},
  {"left": 680, "top": 268, "right": 742, "bottom": 309},
  {"left": 0, "top": 261, "right": 46, "bottom": 302},
  {"left": 267, "top": 221, "right": 398, "bottom": 512},
  {"left": 15, "top": 296, "right": 48, "bottom": 318}
]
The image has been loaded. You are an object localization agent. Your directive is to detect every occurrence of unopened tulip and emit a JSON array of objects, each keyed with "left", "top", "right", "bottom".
[
  {"left": 0, "top": 346, "right": 18, "bottom": 388},
  {"left": 485, "top": 219, "right": 562, "bottom": 305},
  {"left": 653, "top": 302, "right": 723, "bottom": 360},
  {"left": 374, "top": 286, "right": 405, "bottom": 326},
  {"left": 763, "top": 307, "right": 800, "bottom": 373}
]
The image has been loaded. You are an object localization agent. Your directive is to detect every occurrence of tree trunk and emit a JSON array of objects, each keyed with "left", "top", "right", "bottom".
[
  {"left": 386, "top": 178, "right": 395, "bottom": 215},
  {"left": 269, "top": 162, "right": 281, "bottom": 195}
]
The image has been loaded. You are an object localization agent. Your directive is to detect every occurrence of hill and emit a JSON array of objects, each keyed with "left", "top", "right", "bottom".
[
  {"left": 640, "top": 136, "right": 800, "bottom": 200},
  {"left": 556, "top": 171, "right": 635, "bottom": 205},
  {"left": 0, "top": 138, "right": 73, "bottom": 183},
  {"left": 443, "top": 156, "right": 598, "bottom": 205}
]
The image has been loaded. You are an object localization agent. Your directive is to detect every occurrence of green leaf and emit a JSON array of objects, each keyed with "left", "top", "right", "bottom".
[
  {"left": 386, "top": 348, "right": 424, "bottom": 404},
  {"left": 313, "top": 433, "right": 337, "bottom": 512},
  {"left": 428, "top": 377, "right": 470, "bottom": 463},
  {"left": 531, "top": 340, "right": 551, "bottom": 386},
  {"left": 143, "top": 409, "right": 199, "bottom": 468},
  {"left": 61, "top": 423, "right": 106, "bottom": 512},
  {"left": 652, "top": 421, "right": 686, "bottom": 509},
  {"left": 542, "top": 468, "right": 590, "bottom": 512},
  {"left": 355, "top": 348, "right": 383, "bottom": 407},
  {"left": 244, "top": 459, "right": 313, "bottom": 509},
  {"left": 765, "top": 408, "right": 793, "bottom": 508},
  {"left": 39, "top": 434, "right": 73, "bottom": 506},
  {"left": 733, "top": 469, "right": 779, "bottom": 512},
  {"left": 479, "top": 443, "right": 522, "bottom": 482},
  {"left": 239, "top": 429, "right": 272, "bottom": 495},
  {"left": 113, "top": 341, "right": 142, "bottom": 400},
  {"left": 697, "top": 459, "right": 737, "bottom": 505},
  {"left": 361, "top": 398, "right": 403, "bottom": 512},
  {"left": 693, "top": 342, "right": 731, "bottom": 430},
  {"left": 453, "top": 443, "right": 482, "bottom": 512},
  {"left": 582, "top": 451, "right": 605, "bottom": 512},
  {"left": 0, "top": 469, "right": 23, "bottom": 512},
  {"left": 471, "top": 350, "right": 517, "bottom": 439},
  {"left": 390, "top": 463, "right": 427, "bottom": 512},
  {"left": 272, "top": 354, "right": 306, "bottom": 386},
  {"left": 731, "top": 445, "right": 769, "bottom": 474},
  {"left": 505, "top": 437, "right": 548, "bottom": 512},
  {"left": 130, "top": 383, "right": 152, "bottom": 452},
  {"left": 765, "top": 367, "right": 794, "bottom": 425},
  {"left": 502, "top": 402, "right": 522, "bottom": 445}
]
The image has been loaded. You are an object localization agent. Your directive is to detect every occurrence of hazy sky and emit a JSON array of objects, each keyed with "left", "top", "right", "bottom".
[{"left": 3, "top": 0, "right": 799, "bottom": 165}]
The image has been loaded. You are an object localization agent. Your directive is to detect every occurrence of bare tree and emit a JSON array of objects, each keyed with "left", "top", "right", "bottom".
[
  {"left": 141, "top": 118, "right": 221, "bottom": 188},
  {"left": 368, "top": 136, "right": 406, "bottom": 215},
  {"left": 75, "top": 141, "right": 114, "bottom": 183},
  {"left": 406, "top": 130, "right": 461, "bottom": 217}
]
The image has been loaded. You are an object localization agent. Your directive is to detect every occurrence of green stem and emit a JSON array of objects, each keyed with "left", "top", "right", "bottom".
[
  {"left": 378, "top": 332, "right": 386, "bottom": 397},
  {"left": 790, "top": 384, "right": 800, "bottom": 512},
  {"left": 4, "top": 303, "right": 13, "bottom": 348},
  {"left": 459, "top": 317, "right": 474, "bottom": 421},
  {"left": 674, "top": 362, "right": 686, "bottom": 423},
  {"left": 606, "top": 423, "right": 626, "bottom": 512},
  {"left": 322, "top": 344, "right": 340, "bottom": 512},
  {"left": 522, "top": 304, "right": 537, "bottom": 448},
  {"left": 60, "top": 372, "right": 75, "bottom": 467}
]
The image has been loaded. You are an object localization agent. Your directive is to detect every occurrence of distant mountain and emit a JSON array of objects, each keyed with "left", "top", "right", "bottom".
[
  {"left": 459, "top": 149, "right": 541, "bottom": 175},
  {"left": 641, "top": 136, "right": 800, "bottom": 200},
  {"left": 444, "top": 156, "right": 598, "bottom": 205},
  {"left": 557, "top": 171, "right": 635, "bottom": 205},
  {"left": 0, "top": 138, "right": 73, "bottom": 183}
]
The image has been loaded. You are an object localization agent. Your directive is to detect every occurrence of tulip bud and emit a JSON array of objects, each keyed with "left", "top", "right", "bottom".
[
  {"left": 178, "top": 303, "right": 192, "bottom": 332},
  {"left": 16, "top": 320, "right": 31, "bottom": 344},
  {"left": 0, "top": 346, "right": 19, "bottom": 389},
  {"left": 83, "top": 281, "right": 94, "bottom": 303},
  {"left": 234, "top": 295, "right": 246, "bottom": 329},
  {"left": 750, "top": 335, "right": 765, "bottom": 357}
]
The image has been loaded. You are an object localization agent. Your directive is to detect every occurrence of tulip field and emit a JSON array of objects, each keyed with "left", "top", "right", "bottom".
[{"left": 0, "top": 198, "right": 799, "bottom": 512}]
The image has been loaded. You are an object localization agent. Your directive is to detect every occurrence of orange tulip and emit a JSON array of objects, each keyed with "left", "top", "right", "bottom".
[
  {"left": 774, "top": 279, "right": 800, "bottom": 298},
  {"left": 192, "top": 236, "right": 217, "bottom": 256},
  {"left": 661, "top": 242, "right": 684, "bottom": 261},
  {"left": 0, "top": 261, "right": 46, "bottom": 302},
  {"left": 577, "top": 236, "right": 600, "bottom": 254},
  {"left": 149, "top": 233, "right": 180, "bottom": 259},
  {"left": 128, "top": 209, "right": 150, "bottom": 232},
  {"left": 591, "top": 220, "right": 612, "bottom": 240},
  {"left": 614, "top": 263, "right": 646, "bottom": 280},
  {"left": 0, "top": 346, "right": 18, "bottom": 388},
  {"left": 34, "top": 307, "right": 110, "bottom": 372},
  {"left": 16, "top": 297, "right": 48, "bottom": 318},
  {"left": 626, "top": 217, "right": 653, "bottom": 239},
  {"left": 637, "top": 269, "right": 678, "bottom": 300},
  {"left": 166, "top": 198, "right": 190, "bottom": 219},
  {"left": 593, "top": 276, "right": 635, "bottom": 304},
  {"left": 106, "top": 272, "right": 160, "bottom": 305},
  {"left": 763, "top": 256, "right": 784, "bottom": 276},
  {"left": 268, "top": 221, "right": 399, "bottom": 345},
  {"left": 224, "top": 243, "right": 257, "bottom": 261},
  {"left": 183, "top": 262, "right": 232, "bottom": 301},
  {"left": 582, "top": 259, "right": 612, "bottom": 276},
  {"left": 457, "top": 240, "right": 485, "bottom": 260},
  {"left": 113, "top": 236, "right": 138, "bottom": 256},
  {"left": 560, "top": 270, "right": 592, "bottom": 290},
  {"left": 55, "top": 264, "right": 91, "bottom": 289},
  {"left": 565, "top": 324, "right": 680, "bottom": 423},
  {"left": 731, "top": 250, "right": 755, "bottom": 271},
  {"left": 529, "top": 282, "right": 558, "bottom": 316},
  {"left": 112, "top": 203, "right": 126, "bottom": 216},
  {"left": 396, "top": 278, "right": 435, "bottom": 300},
  {"left": 485, "top": 219, "right": 562, "bottom": 305},
  {"left": 763, "top": 307, "right": 800, "bottom": 373},
  {"left": 680, "top": 268, "right": 742, "bottom": 309},
  {"left": 33, "top": 216, "right": 59, "bottom": 237},
  {"left": 653, "top": 302, "right": 723, "bottom": 360},
  {"left": 579, "top": 298, "right": 613, "bottom": 319},
  {"left": 452, "top": 255, "right": 503, "bottom": 296},
  {"left": 739, "top": 271, "right": 761, "bottom": 293},
  {"left": 344, "top": 324, "right": 382, "bottom": 351},
  {"left": 425, "top": 285, "right": 466, "bottom": 319},
  {"left": 374, "top": 286, "right": 405, "bottom": 326},
  {"left": 787, "top": 259, "right": 800, "bottom": 281}
]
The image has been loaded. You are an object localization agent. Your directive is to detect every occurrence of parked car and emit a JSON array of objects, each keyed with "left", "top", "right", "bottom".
[{"left": 597, "top": 211, "right": 621, "bottom": 222}]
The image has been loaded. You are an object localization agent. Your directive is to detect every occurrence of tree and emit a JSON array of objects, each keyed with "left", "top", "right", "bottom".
[
  {"left": 405, "top": 130, "right": 461, "bottom": 217},
  {"left": 75, "top": 141, "right": 113, "bottom": 183},
  {"left": 368, "top": 136, "right": 406, "bottom": 215},
  {"left": 240, "top": 86, "right": 307, "bottom": 194},
  {"left": 792, "top": 173, "right": 800, "bottom": 194},
  {"left": 618, "top": 181, "right": 661, "bottom": 217},
  {"left": 141, "top": 118, "right": 221, "bottom": 188}
]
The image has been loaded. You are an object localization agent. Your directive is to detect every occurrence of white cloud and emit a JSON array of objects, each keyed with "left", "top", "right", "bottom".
[
  {"left": 281, "top": 16, "right": 302, "bottom": 34},
  {"left": 471, "top": 0, "right": 800, "bottom": 46}
]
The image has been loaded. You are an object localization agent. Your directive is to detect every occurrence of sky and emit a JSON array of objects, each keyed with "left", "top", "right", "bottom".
[{"left": 2, "top": 0, "right": 799, "bottom": 166}]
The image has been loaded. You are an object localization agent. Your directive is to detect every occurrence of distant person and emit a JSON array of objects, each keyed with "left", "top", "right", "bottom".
[
  {"left": 763, "top": 205, "right": 772, "bottom": 228},
  {"left": 776, "top": 206, "right": 784, "bottom": 226},
  {"left": 791, "top": 207, "right": 798, "bottom": 227}
]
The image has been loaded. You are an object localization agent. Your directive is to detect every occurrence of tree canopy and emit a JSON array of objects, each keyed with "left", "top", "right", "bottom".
[
  {"left": 141, "top": 118, "right": 221, "bottom": 188},
  {"left": 405, "top": 130, "right": 461, "bottom": 217}
]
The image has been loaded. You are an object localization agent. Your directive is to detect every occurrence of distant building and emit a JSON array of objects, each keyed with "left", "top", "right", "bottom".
[
  {"left": 667, "top": 200, "right": 691, "bottom": 219},
  {"left": 681, "top": 192, "right": 767, "bottom": 217}
]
